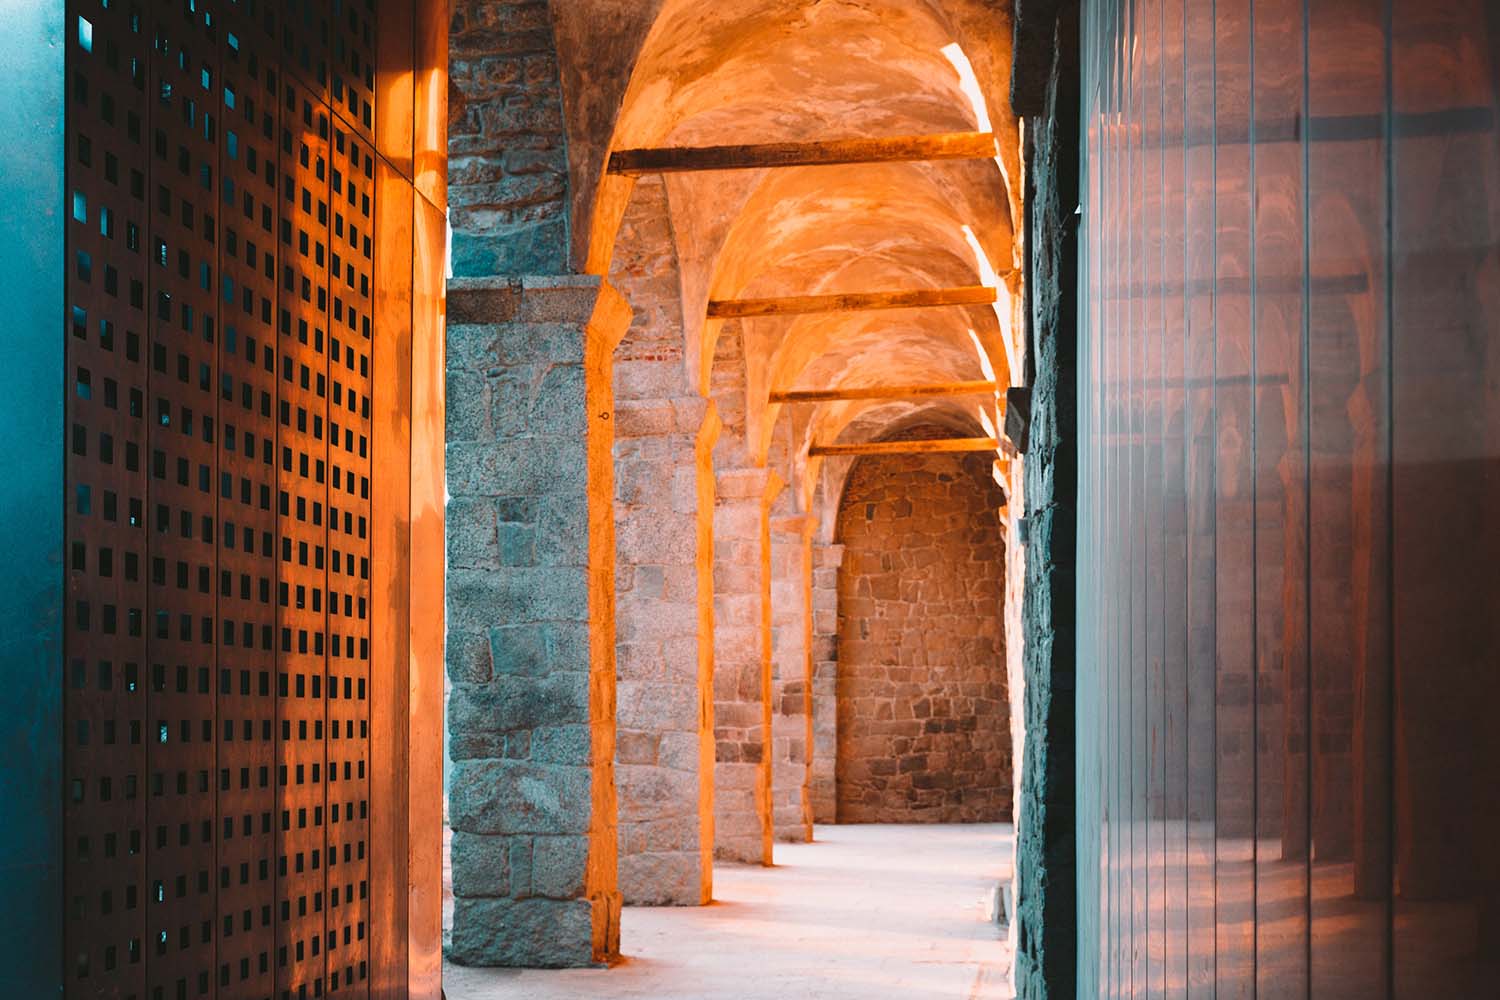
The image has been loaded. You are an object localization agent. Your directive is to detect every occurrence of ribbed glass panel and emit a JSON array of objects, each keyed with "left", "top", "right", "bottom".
[{"left": 1077, "top": 3, "right": 1500, "bottom": 996}]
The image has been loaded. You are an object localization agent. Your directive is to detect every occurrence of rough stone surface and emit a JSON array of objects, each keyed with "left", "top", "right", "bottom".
[
  {"left": 452, "top": 831, "right": 513, "bottom": 898},
  {"left": 809, "top": 543, "right": 844, "bottom": 824},
  {"left": 834, "top": 448, "right": 1012, "bottom": 824},
  {"left": 609, "top": 175, "right": 715, "bottom": 905},
  {"left": 770, "top": 507, "right": 814, "bottom": 842},
  {"left": 708, "top": 323, "right": 774, "bottom": 864},
  {"left": 445, "top": 276, "right": 630, "bottom": 967},
  {"left": 449, "top": 1, "right": 571, "bottom": 277},
  {"left": 1010, "top": 4, "right": 1080, "bottom": 997},
  {"left": 449, "top": 897, "right": 598, "bottom": 968},
  {"left": 710, "top": 465, "right": 774, "bottom": 863}
]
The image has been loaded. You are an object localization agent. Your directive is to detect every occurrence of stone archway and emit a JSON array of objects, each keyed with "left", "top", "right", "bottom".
[
  {"left": 445, "top": 0, "right": 1028, "bottom": 969},
  {"left": 832, "top": 435, "right": 1012, "bottom": 823}
]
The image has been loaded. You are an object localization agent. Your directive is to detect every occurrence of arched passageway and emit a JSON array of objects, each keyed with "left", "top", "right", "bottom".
[
  {"left": 833, "top": 436, "right": 1011, "bottom": 824},
  {"left": 22, "top": 3, "right": 1500, "bottom": 1000},
  {"left": 442, "top": 0, "right": 1028, "bottom": 985}
]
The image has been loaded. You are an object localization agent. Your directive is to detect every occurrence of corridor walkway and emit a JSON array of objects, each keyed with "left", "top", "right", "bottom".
[{"left": 443, "top": 824, "right": 1015, "bottom": 999}]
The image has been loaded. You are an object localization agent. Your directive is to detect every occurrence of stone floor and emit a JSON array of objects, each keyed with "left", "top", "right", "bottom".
[{"left": 443, "top": 823, "right": 1015, "bottom": 999}]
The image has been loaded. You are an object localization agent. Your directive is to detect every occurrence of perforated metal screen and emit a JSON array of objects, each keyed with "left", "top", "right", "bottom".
[{"left": 64, "top": 2, "right": 390, "bottom": 997}]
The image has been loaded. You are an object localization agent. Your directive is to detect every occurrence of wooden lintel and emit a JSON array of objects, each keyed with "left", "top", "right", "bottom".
[
  {"left": 708, "top": 285, "right": 998, "bottom": 320},
  {"left": 808, "top": 437, "right": 998, "bottom": 457},
  {"left": 771, "top": 380, "right": 999, "bottom": 404},
  {"left": 608, "top": 131, "right": 999, "bottom": 175}
]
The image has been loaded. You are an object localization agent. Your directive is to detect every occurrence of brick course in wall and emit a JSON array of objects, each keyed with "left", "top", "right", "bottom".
[{"left": 833, "top": 449, "right": 1012, "bottom": 824}]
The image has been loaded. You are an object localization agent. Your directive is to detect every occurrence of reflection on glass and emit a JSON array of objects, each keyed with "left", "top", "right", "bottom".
[{"left": 1078, "top": 1, "right": 1500, "bottom": 996}]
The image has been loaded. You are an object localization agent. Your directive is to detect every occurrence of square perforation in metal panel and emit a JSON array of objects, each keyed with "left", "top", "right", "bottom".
[
  {"left": 217, "top": 2, "right": 283, "bottom": 995},
  {"left": 324, "top": 119, "right": 372, "bottom": 993},
  {"left": 65, "top": 1, "right": 150, "bottom": 996},
  {"left": 280, "top": 1, "right": 330, "bottom": 104},
  {"left": 276, "top": 75, "right": 332, "bottom": 999},
  {"left": 330, "top": 0, "right": 376, "bottom": 139},
  {"left": 142, "top": 4, "right": 224, "bottom": 997},
  {"left": 65, "top": 1, "right": 385, "bottom": 997}
]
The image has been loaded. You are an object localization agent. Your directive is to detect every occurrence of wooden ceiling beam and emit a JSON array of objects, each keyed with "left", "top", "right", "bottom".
[
  {"left": 608, "top": 131, "right": 999, "bottom": 175},
  {"left": 808, "top": 437, "right": 998, "bottom": 457},
  {"left": 770, "top": 380, "right": 999, "bottom": 404},
  {"left": 707, "top": 284, "right": 998, "bottom": 320}
]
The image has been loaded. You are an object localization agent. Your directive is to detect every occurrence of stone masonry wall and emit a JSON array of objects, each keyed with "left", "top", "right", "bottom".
[
  {"left": 810, "top": 543, "right": 843, "bottom": 824},
  {"left": 834, "top": 449, "right": 1012, "bottom": 824},
  {"left": 770, "top": 509, "right": 814, "bottom": 842},
  {"left": 1010, "top": 2, "right": 1080, "bottom": 995},
  {"left": 711, "top": 464, "right": 774, "bottom": 862},
  {"left": 608, "top": 175, "right": 715, "bottom": 905},
  {"left": 709, "top": 322, "right": 773, "bottom": 863},
  {"left": 449, "top": 0, "right": 571, "bottom": 277},
  {"left": 444, "top": 276, "right": 630, "bottom": 967}
]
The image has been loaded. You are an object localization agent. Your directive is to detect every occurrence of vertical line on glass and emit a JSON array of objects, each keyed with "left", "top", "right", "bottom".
[
  {"left": 1299, "top": 0, "right": 1315, "bottom": 991},
  {"left": 1379, "top": 0, "right": 1396, "bottom": 993}
]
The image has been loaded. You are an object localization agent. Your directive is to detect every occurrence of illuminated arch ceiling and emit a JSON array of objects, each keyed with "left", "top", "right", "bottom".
[{"left": 555, "top": 0, "right": 1023, "bottom": 508}]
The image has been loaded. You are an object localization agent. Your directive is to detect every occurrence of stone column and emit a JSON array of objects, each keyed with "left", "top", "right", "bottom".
[
  {"left": 712, "top": 467, "right": 776, "bottom": 863},
  {"left": 810, "top": 543, "right": 844, "bottom": 823},
  {"left": 613, "top": 396, "right": 717, "bottom": 904},
  {"left": 770, "top": 512, "right": 815, "bottom": 842},
  {"left": 444, "top": 275, "right": 630, "bottom": 967}
]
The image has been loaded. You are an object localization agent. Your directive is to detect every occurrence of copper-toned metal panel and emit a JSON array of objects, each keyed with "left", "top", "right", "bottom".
[
  {"left": 64, "top": 2, "right": 428, "bottom": 996},
  {"left": 368, "top": 157, "right": 414, "bottom": 1000},
  {"left": 330, "top": 0, "right": 379, "bottom": 143},
  {"left": 64, "top": 1, "right": 151, "bottom": 993},
  {"left": 406, "top": 188, "right": 446, "bottom": 1000},
  {"left": 281, "top": 0, "right": 331, "bottom": 109},
  {"left": 324, "top": 115, "right": 376, "bottom": 999},
  {"left": 374, "top": 0, "right": 416, "bottom": 179},
  {"left": 217, "top": 2, "right": 284, "bottom": 995},
  {"left": 143, "top": 4, "right": 224, "bottom": 997},
  {"left": 276, "top": 71, "right": 334, "bottom": 999},
  {"left": 412, "top": 0, "right": 448, "bottom": 208}
]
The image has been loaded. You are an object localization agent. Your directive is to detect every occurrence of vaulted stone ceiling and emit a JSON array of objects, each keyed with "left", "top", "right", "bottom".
[{"left": 557, "top": 0, "right": 1022, "bottom": 509}]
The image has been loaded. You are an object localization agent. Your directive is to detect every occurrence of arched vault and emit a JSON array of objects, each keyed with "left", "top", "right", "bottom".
[{"left": 551, "top": 0, "right": 1023, "bottom": 508}]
